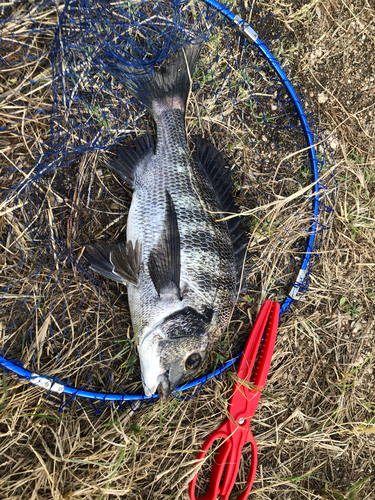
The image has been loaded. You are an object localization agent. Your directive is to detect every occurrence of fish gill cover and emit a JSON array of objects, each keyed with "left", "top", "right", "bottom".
[{"left": 0, "top": 0, "right": 335, "bottom": 411}]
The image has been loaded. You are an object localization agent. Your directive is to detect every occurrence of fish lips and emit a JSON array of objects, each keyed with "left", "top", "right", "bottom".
[
  {"left": 156, "top": 356, "right": 192, "bottom": 399},
  {"left": 139, "top": 333, "right": 188, "bottom": 399},
  {"left": 155, "top": 361, "right": 185, "bottom": 400},
  {"left": 139, "top": 328, "right": 208, "bottom": 399}
]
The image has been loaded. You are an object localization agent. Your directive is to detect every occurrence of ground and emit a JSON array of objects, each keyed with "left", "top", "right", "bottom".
[{"left": 0, "top": 1, "right": 374, "bottom": 499}]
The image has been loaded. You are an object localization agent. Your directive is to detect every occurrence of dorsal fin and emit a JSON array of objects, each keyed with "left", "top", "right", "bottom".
[
  {"left": 104, "top": 132, "right": 154, "bottom": 188},
  {"left": 192, "top": 136, "right": 248, "bottom": 291}
]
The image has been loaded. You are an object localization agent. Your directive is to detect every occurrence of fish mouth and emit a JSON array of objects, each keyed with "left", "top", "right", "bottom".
[
  {"left": 141, "top": 363, "right": 184, "bottom": 399},
  {"left": 138, "top": 326, "right": 186, "bottom": 399},
  {"left": 156, "top": 372, "right": 171, "bottom": 400},
  {"left": 156, "top": 369, "right": 185, "bottom": 400}
]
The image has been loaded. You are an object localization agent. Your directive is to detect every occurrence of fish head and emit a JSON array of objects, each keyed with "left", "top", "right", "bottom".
[{"left": 139, "top": 306, "right": 214, "bottom": 399}]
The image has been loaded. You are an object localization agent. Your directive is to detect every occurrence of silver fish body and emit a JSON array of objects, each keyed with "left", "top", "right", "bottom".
[
  {"left": 84, "top": 40, "right": 246, "bottom": 398},
  {"left": 128, "top": 112, "right": 236, "bottom": 396}
]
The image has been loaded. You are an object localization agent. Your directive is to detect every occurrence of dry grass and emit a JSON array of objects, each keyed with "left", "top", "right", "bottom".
[{"left": 1, "top": 0, "right": 374, "bottom": 499}]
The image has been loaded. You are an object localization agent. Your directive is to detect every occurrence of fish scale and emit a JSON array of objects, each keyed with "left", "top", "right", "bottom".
[
  {"left": 84, "top": 39, "right": 245, "bottom": 398},
  {"left": 127, "top": 108, "right": 234, "bottom": 336}
]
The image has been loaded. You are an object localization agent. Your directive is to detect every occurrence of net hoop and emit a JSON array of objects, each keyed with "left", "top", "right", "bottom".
[{"left": 1, "top": 0, "right": 322, "bottom": 404}]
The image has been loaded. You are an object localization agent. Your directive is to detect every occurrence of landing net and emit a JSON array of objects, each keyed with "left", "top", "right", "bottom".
[{"left": 0, "top": 0, "right": 335, "bottom": 410}]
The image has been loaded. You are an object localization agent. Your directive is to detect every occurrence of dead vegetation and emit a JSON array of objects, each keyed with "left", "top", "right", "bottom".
[{"left": 0, "top": 1, "right": 374, "bottom": 499}]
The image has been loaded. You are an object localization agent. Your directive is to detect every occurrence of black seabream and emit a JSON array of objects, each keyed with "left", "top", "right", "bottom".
[{"left": 84, "top": 39, "right": 247, "bottom": 399}]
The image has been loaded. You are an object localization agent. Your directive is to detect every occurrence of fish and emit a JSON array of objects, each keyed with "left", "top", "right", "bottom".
[{"left": 84, "top": 38, "right": 247, "bottom": 399}]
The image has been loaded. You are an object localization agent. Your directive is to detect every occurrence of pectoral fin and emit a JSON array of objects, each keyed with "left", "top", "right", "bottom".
[
  {"left": 148, "top": 191, "right": 181, "bottom": 296},
  {"left": 84, "top": 241, "right": 142, "bottom": 285}
]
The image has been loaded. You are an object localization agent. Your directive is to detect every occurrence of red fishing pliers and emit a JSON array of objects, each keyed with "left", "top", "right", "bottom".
[{"left": 189, "top": 300, "right": 280, "bottom": 500}]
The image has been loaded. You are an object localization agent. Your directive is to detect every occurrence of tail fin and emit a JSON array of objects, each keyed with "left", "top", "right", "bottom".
[{"left": 115, "top": 38, "right": 203, "bottom": 117}]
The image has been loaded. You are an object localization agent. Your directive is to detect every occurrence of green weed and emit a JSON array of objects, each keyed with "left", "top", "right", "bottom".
[
  {"left": 339, "top": 297, "right": 361, "bottom": 318},
  {"left": 324, "top": 476, "right": 372, "bottom": 499}
]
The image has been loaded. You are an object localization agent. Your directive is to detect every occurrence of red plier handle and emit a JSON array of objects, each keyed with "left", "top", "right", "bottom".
[{"left": 189, "top": 300, "right": 280, "bottom": 500}]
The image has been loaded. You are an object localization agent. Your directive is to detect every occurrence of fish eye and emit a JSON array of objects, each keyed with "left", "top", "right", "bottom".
[{"left": 185, "top": 352, "right": 202, "bottom": 371}]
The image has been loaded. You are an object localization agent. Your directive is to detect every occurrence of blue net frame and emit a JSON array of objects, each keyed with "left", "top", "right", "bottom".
[{"left": 0, "top": 0, "right": 335, "bottom": 410}]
